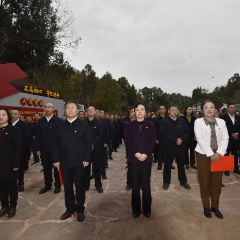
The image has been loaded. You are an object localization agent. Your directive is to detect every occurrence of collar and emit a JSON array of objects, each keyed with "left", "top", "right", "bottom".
[
  {"left": 203, "top": 116, "right": 218, "bottom": 126},
  {"left": 169, "top": 115, "right": 178, "bottom": 122},
  {"left": 45, "top": 114, "right": 54, "bottom": 122},
  {"left": 67, "top": 117, "right": 77, "bottom": 123},
  {"left": 87, "top": 117, "right": 95, "bottom": 122},
  {"left": 228, "top": 113, "right": 235, "bottom": 118},
  {"left": 12, "top": 119, "right": 20, "bottom": 126}
]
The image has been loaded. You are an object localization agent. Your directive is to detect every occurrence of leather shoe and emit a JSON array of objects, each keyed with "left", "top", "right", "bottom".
[
  {"left": 186, "top": 165, "right": 189, "bottom": 169},
  {"left": 133, "top": 213, "right": 139, "bottom": 218},
  {"left": 77, "top": 212, "right": 85, "bottom": 222},
  {"left": 126, "top": 184, "right": 132, "bottom": 190},
  {"left": 171, "top": 165, "right": 175, "bottom": 169},
  {"left": 157, "top": 164, "right": 162, "bottom": 170},
  {"left": 153, "top": 159, "right": 157, "bottom": 163},
  {"left": 224, "top": 171, "right": 229, "bottom": 176},
  {"left": 211, "top": 207, "right": 223, "bottom": 219},
  {"left": 180, "top": 182, "right": 191, "bottom": 190},
  {"left": 8, "top": 208, "right": 16, "bottom": 218},
  {"left": 233, "top": 169, "right": 240, "bottom": 174},
  {"left": 18, "top": 185, "right": 24, "bottom": 192},
  {"left": 60, "top": 211, "right": 75, "bottom": 220},
  {"left": 0, "top": 207, "right": 10, "bottom": 217},
  {"left": 222, "top": 184, "right": 225, "bottom": 187},
  {"left": 163, "top": 183, "right": 169, "bottom": 190},
  {"left": 204, "top": 208, "right": 211, "bottom": 218},
  {"left": 102, "top": 174, "right": 107, "bottom": 179},
  {"left": 90, "top": 175, "right": 95, "bottom": 180},
  {"left": 145, "top": 213, "right": 151, "bottom": 218},
  {"left": 125, "top": 165, "right": 128, "bottom": 169},
  {"left": 96, "top": 187, "right": 103, "bottom": 193},
  {"left": 109, "top": 157, "right": 113, "bottom": 160},
  {"left": 54, "top": 187, "right": 61, "bottom": 194},
  {"left": 39, "top": 186, "right": 52, "bottom": 194},
  {"left": 191, "top": 165, "right": 197, "bottom": 169},
  {"left": 84, "top": 187, "right": 89, "bottom": 191}
]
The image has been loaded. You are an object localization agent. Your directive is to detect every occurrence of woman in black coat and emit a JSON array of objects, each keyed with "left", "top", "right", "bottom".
[
  {"left": 0, "top": 108, "right": 22, "bottom": 218},
  {"left": 182, "top": 106, "right": 197, "bottom": 169}
]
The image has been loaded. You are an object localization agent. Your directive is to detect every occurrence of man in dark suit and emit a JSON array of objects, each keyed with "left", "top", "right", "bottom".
[
  {"left": 53, "top": 100, "right": 92, "bottom": 222},
  {"left": 11, "top": 108, "right": 28, "bottom": 192},
  {"left": 221, "top": 104, "right": 240, "bottom": 175},
  {"left": 108, "top": 114, "right": 115, "bottom": 160},
  {"left": 84, "top": 106, "right": 104, "bottom": 193},
  {"left": 160, "top": 105, "right": 191, "bottom": 190},
  {"left": 36, "top": 103, "right": 62, "bottom": 194},
  {"left": 31, "top": 113, "right": 40, "bottom": 165}
]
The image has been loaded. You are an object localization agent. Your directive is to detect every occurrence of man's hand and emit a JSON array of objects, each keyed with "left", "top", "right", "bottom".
[
  {"left": 232, "top": 133, "right": 239, "bottom": 140},
  {"left": 156, "top": 140, "right": 159, "bottom": 144},
  {"left": 32, "top": 136, "right": 36, "bottom": 140},
  {"left": 176, "top": 138, "right": 182, "bottom": 145},
  {"left": 135, "top": 152, "right": 142, "bottom": 160},
  {"left": 92, "top": 145, "right": 94, "bottom": 150},
  {"left": 104, "top": 144, "right": 108, "bottom": 147},
  {"left": 139, "top": 154, "right": 147, "bottom": 161},
  {"left": 37, "top": 151, "right": 41, "bottom": 156},
  {"left": 53, "top": 162, "right": 60, "bottom": 171},
  {"left": 211, "top": 153, "right": 222, "bottom": 162},
  {"left": 13, "top": 168, "right": 18, "bottom": 171},
  {"left": 83, "top": 162, "right": 89, "bottom": 167}
]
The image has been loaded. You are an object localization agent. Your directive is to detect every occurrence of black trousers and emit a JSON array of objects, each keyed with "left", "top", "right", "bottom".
[
  {"left": 0, "top": 180, "right": 18, "bottom": 208},
  {"left": 41, "top": 151, "right": 61, "bottom": 188},
  {"left": 113, "top": 134, "right": 118, "bottom": 151},
  {"left": 61, "top": 165, "right": 85, "bottom": 213},
  {"left": 126, "top": 161, "right": 132, "bottom": 185},
  {"left": 157, "top": 142, "right": 164, "bottom": 166},
  {"left": 153, "top": 144, "right": 158, "bottom": 162},
  {"left": 131, "top": 162, "right": 152, "bottom": 215},
  {"left": 24, "top": 146, "right": 31, "bottom": 170},
  {"left": 109, "top": 138, "right": 113, "bottom": 158},
  {"left": 163, "top": 155, "right": 187, "bottom": 184},
  {"left": 31, "top": 139, "right": 39, "bottom": 162},
  {"left": 185, "top": 140, "right": 196, "bottom": 166},
  {"left": 225, "top": 147, "right": 239, "bottom": 171},
  {"left": 84, "top": 151, "right": 102, "bottom": 188},
  {"left": 101, "top": 147, "right": 107, "bottom": 175}
]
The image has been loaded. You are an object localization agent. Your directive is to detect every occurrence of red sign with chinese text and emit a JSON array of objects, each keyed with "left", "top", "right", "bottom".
[
  {"left": 20, "top": 97, "right": 27, "bottom": 105},
  {"left": 33, "top": 99, "right": 38, "bottom": 106}
]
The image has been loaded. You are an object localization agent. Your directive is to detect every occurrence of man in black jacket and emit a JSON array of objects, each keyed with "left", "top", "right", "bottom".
[
  {"left": 53, "top": 100, "right": 92, "bottom": 222},
  {"left": 84, "top": 106, "right": 104, "bottom": 193},
  {"left": 108, "top": 114, "right": 115, "bottom": 160},
  {"left": 11, "top": 109, "right": 28, "bottom": 192},
  {"left": 160, "top": 105, "right": 191, "bottom": 190},
  {"left": 31, "top": 113, "right": 40, "bottom": 165},
  {"left": 36, "top": 103, "right": 62, "bottom": 194},
  {"left": 221, "top": 104, "right": 240, "bottom": 175},
  {"left": 24, "top": 116, "right": 33, "bottom": 172}
]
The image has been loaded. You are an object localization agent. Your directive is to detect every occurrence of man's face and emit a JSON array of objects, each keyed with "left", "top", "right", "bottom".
[
  {"left": 61, "top": 115, "right": 67, "bottom": 121},
  {"left": 236, "top": 112, "right": 240, "bottom": 115},
  {"left": 19, "top": 115, "right": 25, "bottom": 121},
  {"left": 26, "top": 116, "right": 32, "bottom": 123},
  {"left": 155, "top": 110, "right": 159, "bottom": 116},
  {"left": 114, "top": 115, "right": 118, "bottom": 120},
  {"left": 78, "top": 112, "right": 84, "bottom": 120},
  {"left": 11, "top": 110, "right": 20, "bottom": 122},
  {"left": 159, "top": 106, "right": 166, "bottom": 115},
  {"left": 105, "top": 114, "right": 109, "bottom": 120},
  {"left": 87, "top": 107, "right": 95, "bottom": 117},
  {"left": 219, "top": 109, "right": 222, "bottom": 114},
  {"left": 195, "top": 112, "right": 200, "bottom": 117},
  {"left": 95, "top": 110, "right": 101, "bottom": 118},
  {"left": 100, "top": 111, "right": 105, "bottom": 118},
  {"left": 227, "top": 105, "right": 236, "bottom": 115},
  {"left": 65, "top": 103, "right": 78, "bottom": 119},
  {"left": 168, "top": 107, "right": 178, "bottom": 118},
  {"left": 41, "top": 112, "right": 45, "bottom": 117},
  {"left": 44, "top": 103, "right": 54, "bottom": 116},
  {"left": 110, "top": 115, "right": 114, "bottom": 121},
  {"left": 34, "top": 114, "right": 40, "bottom": 121}
]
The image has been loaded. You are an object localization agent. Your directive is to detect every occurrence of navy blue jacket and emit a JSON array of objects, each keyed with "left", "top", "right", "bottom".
[
  {"left": 99, "top": 118, "right": 109, "bottom": 145},
  {"left": 53, "top": 118, "right": 92, "bottom": 167},
  {"left": 84, "top": 117, "right": 103, "bottom": 153},
  {"left": 36, "top": 115, "right": 62, "bottom": 151},
  {"left": 153, "top": 115, "right": 166, "bottom": 142},
  {"left": 160, "top": 116, "right": 189, "bottom": 155},
  {"left": 14, "top": 119, "right": 28, "bottom": 155}
]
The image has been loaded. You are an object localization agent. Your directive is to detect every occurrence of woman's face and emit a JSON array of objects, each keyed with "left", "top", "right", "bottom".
[
  {"left": 186, "top": 107, "right": 192, "bottom": 115},
  {"left": 0, "top": 110, "right": 9, "bottom": 125},
  {"left": 135, "top": 105, "right": 145, "bottom": 119},
  {"left": 203, "top": 102, "right": 215, "bottom": 117}
]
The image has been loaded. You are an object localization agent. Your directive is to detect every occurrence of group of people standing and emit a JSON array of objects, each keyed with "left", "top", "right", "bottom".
[{"left": 0, "top": 100, "right": 239, "bottom": 221}]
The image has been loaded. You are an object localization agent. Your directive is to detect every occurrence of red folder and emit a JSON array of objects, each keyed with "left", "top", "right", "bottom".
[
  {"left": 211, "top": 156, "right": 234, "bottom": 172},
  {"left": 59, "top": 167, "right": 64, "bottom": 185}
]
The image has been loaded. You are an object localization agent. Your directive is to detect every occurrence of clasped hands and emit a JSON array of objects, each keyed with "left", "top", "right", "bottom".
[
  {"left": 210, "top": 152, "right": 221, "bottom": 163},
  {"left": 53, "top": 161, "right": 89, "bottom": 171},
  {"left": 135, "top": 152, "right": 147, "bottom": 161},
  {"left": 232, "top": 133, "right": 239, "bottom": 140},
  {"left": 176, "top": 138, "right": 182, "bottom": 145}
]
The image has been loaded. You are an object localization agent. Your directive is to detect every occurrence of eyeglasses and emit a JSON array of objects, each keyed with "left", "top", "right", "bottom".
[{"left": 66, "top": 107, "right": 77, "bottom": 110}]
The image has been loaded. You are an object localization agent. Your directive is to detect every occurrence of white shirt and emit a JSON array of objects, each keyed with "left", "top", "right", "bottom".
[
  {"left": 12, "top": 119, "right": 20, "bottom": 126},
  {"left": 45, "top": 115, "right": 53, "bottom": 122},
  {"left": 67, "top": 117, "right": 77, "bottom": 123},
  {"left": 169, "top": 115, "right": 177, "bottom": 121},
  {"left": 228, "top": 113, "right": 235, "bottom": 125}
]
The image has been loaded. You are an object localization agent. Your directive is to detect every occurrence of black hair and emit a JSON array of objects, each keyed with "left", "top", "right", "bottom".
[
  {"left": 26, "top": 115, "right": 32, "bottom": 118},
  {"left": 78, "top": 111, "right": 84, "bottom": 114},
  {"left": 34, "top": 112, "right": 40, "bottom": 116},
  {"left": 235, "top": 111, "right": 240, "bottom": 113},
  {"left": 62, "top": 114, "right": 67, "bottom": 117},
  {"left": 227, "top": 103, "right": 235, "bottom": 108},
  {"left": 11, "top": 108, "right": 20, "bottom": 112},
  {"left": 184, "top": 106, "right": 193, "bottom": 116},
  {"left": 134, "top": 102, "right": 145, "bottom": 110},
  {"left": 65, "top": 100, "right": 79, "bottom": 109},
  {"left": 105, "top": 112, "right": 109, "bottom": 115},
  {"left": 202, "top": 100, "right": 216, "bottom": 109},
  {"left": 95, "top": 108, "right": 100, "bottom": 111},
  {"left": 20, "top": 114, "right": 25, "bottom": 119},
  {"left": 0, "top": 108, "right": 12, "bottom": 124},
  {"left": 168, "top": 105, "right": 177, "bottom": 110}
]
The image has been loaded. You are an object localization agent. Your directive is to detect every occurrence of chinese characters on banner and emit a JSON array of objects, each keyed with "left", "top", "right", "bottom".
[
  {"left": 24, "top": 86, "right": 60, "bottom": 99},
  {"left": 20, "top": 97, "right": 44, "bottom": 107}
]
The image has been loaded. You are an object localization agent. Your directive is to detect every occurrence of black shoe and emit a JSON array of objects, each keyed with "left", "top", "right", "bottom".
[
  {"left": 114, "top": 150, "right": 118, "bottom": 152},
  {"left": 109, "top": 157, "right": 113, "bottom": 160},
  {"left": 54, "top": 187, "right": 61, "bottom": 194},
  {"left": 18, "top": 185, "right": 24, "bottom": 192},
  {"left": 96, "top": 187, "right": 103, "bottom": 193},
  {"left": 84, "top": 187, "right": 89, "bottom": 192},
  {"left": 77, "top": 212, "right": 85, "bottom": 222},
  {"left": 0, "top": 207, "right": 10, "bottom": 217},
  {"left": 163, "top": 183, "right": 169, "bottom": 190},
  {"left": 60, "top": 211, "right": 75, "bottom": 220},
  {"left": 31, "top": 161, "right": 40, "bottom": 166},
  {"left": 133, "top": 213, "right": 139, "bottom": 218},
  {"left": 222, "top": 184, "right": 225, "bottom": 187},
  {"left": 233, "top": 169, "right": 240, "bottom": 174},
  {"left": 224, "top": 171, "right": 229, "bottom": 176},
  {"left": 180, "top": 182, "right": 191, "bottom": 190},
  {"left": 157, "top": 166, "right": 162, "bottom": 170},
  {"left": 40, "top": 168, "right": 44, "bottom": 172},
  {"left": 171, "top": 165, "right": 175, "bottom": 169},
  {"left": 39, "top": 186, "right": 52, "bottom": 194},
  {"left": 126, "top": 184, "right": 132, "bottom": 190},
  {"left": 211, "top": 207, "right": 223, "bottom": 219},
  {"left": 90, "top": 175, "right": 95, "bottom": 180},
  {"left": 153, "top": 159, "right": 157, "bottom": 163},
  {"left": 191, "top": 165, "right": 197, "bottom": 169},
  {"left": 145, "top": 213, "right": 151, "bottom": 218},
  {"left": 186, "top": 165, "right": 189, "bottom": 169},
  {"left": 102, "top": 174, "right": 107, "bottom": 179},
  {"left": 125, "top": 165, "right": 128, "bottom": 169},
  {"left": 204, "top": 208, "right": 211, "bottom": 218},
  {"left": 8, "top": 208, "right": 16, "bottom": 218}
]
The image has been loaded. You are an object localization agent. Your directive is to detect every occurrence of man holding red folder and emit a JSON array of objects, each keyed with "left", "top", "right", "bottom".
[{"left": 53, "top": 100, "right": 92, "bottom": 222}]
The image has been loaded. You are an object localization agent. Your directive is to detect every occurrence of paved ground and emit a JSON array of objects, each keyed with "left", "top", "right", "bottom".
[{"left": 1, "top": 144, "right": 240, "bottom": 240}]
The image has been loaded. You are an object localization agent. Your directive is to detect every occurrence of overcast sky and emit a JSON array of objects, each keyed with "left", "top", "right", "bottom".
[{"left": 65, "top": 0, "right": 240, "bottom": 96}]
